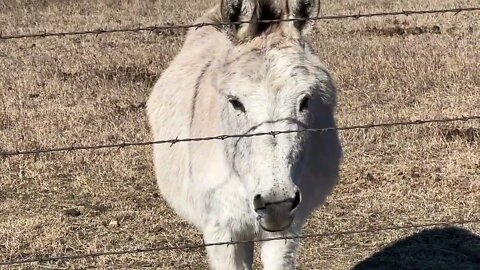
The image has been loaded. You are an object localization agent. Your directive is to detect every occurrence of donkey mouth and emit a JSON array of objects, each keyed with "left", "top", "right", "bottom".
[
  {"left": 257, "top": 215, "right": 294, "bottom": 232},
  {"left": 253, "top": 191, "right": 300, "bottom": 232}
]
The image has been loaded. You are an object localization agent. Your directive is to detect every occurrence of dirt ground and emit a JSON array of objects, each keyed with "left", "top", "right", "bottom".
[{"left": 0, "top": 0, "right": 479, "bottom": 269}]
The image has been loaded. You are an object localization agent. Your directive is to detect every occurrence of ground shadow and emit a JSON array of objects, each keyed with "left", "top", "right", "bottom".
[{"left": 352, "top": 226, "right": 480, "bottom": 270}]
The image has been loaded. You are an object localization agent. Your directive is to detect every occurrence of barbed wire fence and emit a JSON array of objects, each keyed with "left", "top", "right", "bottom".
[
  {"left": 0, "top": 7, "right": 478, "bottom": 40},
  {"left": 1, "top": 115, "right": 479, "bottom": 158},
  {"left": 1, "top": 219, "right": 479, "bottom": 266},
  {"left": 1, "top": 4, "right": 479, "bottom": 268}
]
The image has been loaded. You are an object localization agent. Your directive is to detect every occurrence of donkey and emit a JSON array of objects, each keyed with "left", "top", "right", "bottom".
[{"left": 146, "top": 0, "right": 342, "bottom": 269}]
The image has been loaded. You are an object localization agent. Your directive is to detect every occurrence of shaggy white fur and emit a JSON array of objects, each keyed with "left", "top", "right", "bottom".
[{"left": 147, "top": 1, "right": 342, "bottom": 269}]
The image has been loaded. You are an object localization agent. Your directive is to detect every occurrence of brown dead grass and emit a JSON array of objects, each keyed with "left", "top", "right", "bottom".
[{"left": 0, "top": 0, "right": 479, "bottom": 269}]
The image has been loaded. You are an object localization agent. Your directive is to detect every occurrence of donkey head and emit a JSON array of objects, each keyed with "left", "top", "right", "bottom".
[{"left": 216, "top": 0, "right": 336, "bottom": 232}]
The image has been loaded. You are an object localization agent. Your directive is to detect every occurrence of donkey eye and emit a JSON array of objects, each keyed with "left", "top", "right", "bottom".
[
  {"left": 299, "top": 96, "right": 310, "bottom": 112},
  {"left": 229, "top": 98, "right": 246, "bottom": 113}
]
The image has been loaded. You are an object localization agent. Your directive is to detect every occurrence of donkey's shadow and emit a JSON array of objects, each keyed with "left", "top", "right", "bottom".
[{"left": 352, "top": 226, "right": 480, "bottom": 270}]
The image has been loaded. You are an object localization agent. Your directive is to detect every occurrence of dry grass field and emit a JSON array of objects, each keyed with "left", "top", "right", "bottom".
[{"left": 1, "top": 0, "right": 479, "bottom": 269}]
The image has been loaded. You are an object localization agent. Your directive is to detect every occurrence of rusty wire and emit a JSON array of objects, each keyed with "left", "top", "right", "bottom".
[
  {"left": 1, "top": 115, "right": 478, "bottom": 158},
  {"left": 0, "top": 218, "right": 478, "bottom": 266},
  {"left": 0, "top": 7, "right": 479, "bottom": 40}
]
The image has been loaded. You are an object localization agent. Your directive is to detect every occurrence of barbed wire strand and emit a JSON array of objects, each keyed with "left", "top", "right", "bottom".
[
  {"left": 1, "top": 218, "right": 478, "bottom": 266},
  {"left": 0, "top": 7, "right": 479, "bottom": 40},
  {"left": 1, "top": 115, "right": 478, "bottom": 158}
]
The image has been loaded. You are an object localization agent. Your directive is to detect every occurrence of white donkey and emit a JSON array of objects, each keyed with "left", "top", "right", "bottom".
[{"left": 147, "top": 0, "right": 342, "bottom": 269}]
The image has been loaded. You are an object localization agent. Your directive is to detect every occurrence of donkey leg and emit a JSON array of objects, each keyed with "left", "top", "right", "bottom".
[
  {"left": 260, "top": 228, "right": 301, "bottom": 270},
  {"left": 203, "top": 226, "right": 254, "bottom": 270}
]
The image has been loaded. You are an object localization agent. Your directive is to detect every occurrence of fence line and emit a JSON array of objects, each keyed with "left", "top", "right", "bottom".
[
  {"left": 0, "top": 7, "right": 479, "bottom": 41},
  {"left": 1, "top": 115, "right": 478, "bottom": 158},
  {"left": 1, "top": 218, "right": 478, "bottom": 266}
]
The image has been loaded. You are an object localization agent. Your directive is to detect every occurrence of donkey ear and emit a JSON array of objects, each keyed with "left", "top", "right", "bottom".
[
  {"left": 286, "top": 0, "right": 318, "bottom": 36},
  {"left": 220, "top": 0, "right": 258, "bottom": 40},
  {"left": 219, "top": 0, "right": 318, "bottom": 40},
  {"left": 221, "top": 0, "right": 243, "bottom": 23}
]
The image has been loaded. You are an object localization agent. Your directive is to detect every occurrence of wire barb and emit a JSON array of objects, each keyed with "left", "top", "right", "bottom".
[
  {"left": 0, "top": 7, "right": 479, "bottom": 40},
  {"left": 0, "top": 115, "right": 478, "bottom": 158}
]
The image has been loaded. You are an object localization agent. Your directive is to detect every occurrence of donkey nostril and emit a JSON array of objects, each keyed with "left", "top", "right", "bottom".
[
  {"left": 253, "top": 194, "right": 265, "bottom": 212},
  {"left": 291, "top": 190, "right": 301, "bottom": 211}
]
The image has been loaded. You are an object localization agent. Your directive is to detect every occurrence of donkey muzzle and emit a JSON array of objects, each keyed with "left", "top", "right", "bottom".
[{"left": 253, "top": 190, "right": 301, "bottom": 232}]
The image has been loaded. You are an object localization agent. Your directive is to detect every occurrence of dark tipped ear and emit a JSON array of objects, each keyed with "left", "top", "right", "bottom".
[
  {"left": 220, "top": 0, "right": 257, "bottom": 40},
  {"left": 221, "top": 0, "right": 243, "bottom": 23},
  {"left": 290, "top": 0, "right": 315, "bottom": 29},
  {"left": 285, "top": 0, "right": 318, "bottom": 37},
  {"left": 218, "top": 0, "right": 318, "bottom": 40}
]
